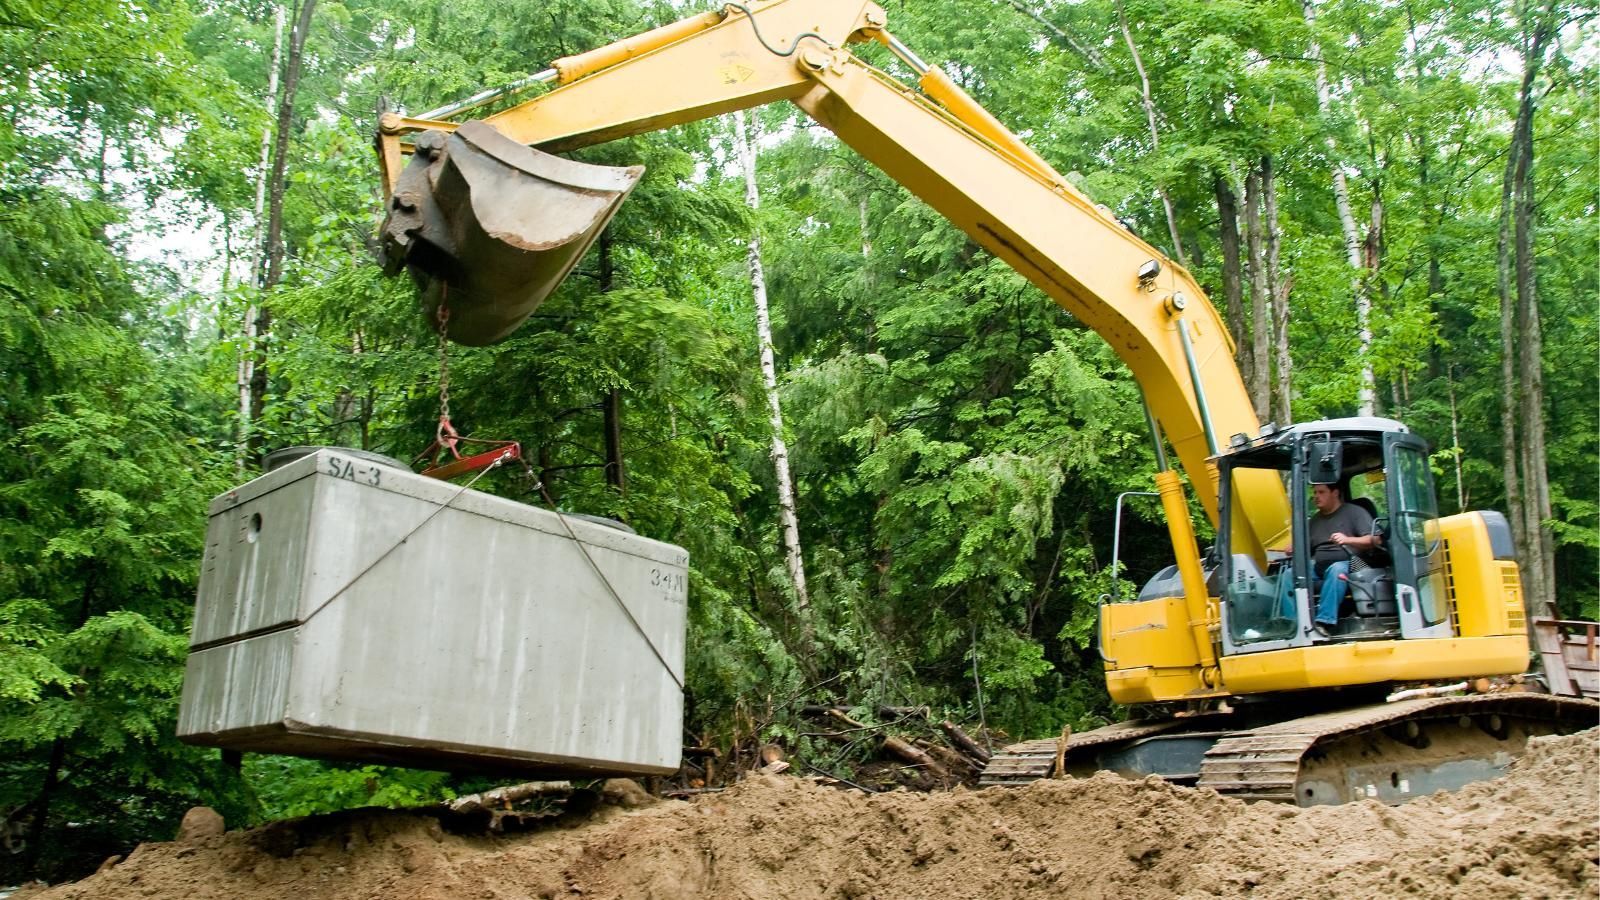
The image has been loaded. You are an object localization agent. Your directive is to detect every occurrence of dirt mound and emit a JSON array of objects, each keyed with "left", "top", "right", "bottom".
[{"left": 24, "top": 730, "right": 1598, "bottom": 900}]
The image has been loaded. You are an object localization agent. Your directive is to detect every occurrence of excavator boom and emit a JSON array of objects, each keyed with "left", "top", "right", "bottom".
[{"left": 376, "top": 0, "right": 1289, "bottom": 558}]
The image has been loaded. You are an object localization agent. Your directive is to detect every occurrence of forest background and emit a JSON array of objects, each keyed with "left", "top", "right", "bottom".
[{"left": 0, "top": 0, "right": 1594, "bottom": 883}]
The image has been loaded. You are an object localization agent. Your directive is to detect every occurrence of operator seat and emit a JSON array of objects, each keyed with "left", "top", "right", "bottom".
[
  {"left": 1343, "top": 495, "right": 1396, "bottom": 616},
  {"left": 1349, "top": 496, "right": 1377, "bottom": 519}
]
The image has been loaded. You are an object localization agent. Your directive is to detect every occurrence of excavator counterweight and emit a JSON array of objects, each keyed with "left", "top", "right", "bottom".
[{"left": 379, "top": 119, "right": 642, "bottom": 345}]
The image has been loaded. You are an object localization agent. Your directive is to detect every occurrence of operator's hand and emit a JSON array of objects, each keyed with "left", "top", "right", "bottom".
[{"left": 1331, "top": 532, "right": 1364, "bottom": 547}]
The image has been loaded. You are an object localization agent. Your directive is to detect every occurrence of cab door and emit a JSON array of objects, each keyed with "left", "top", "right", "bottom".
[{"left": 1383, "top": 433, "right": 1453, "bottom": 639}]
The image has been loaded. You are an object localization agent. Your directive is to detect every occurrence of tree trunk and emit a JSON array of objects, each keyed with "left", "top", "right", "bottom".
[
  {"left": 735, "top": 110, "right": 811, "bottom": 620},
  {"left": 1262, "top": 154, "right": 1292, "bottom": 427},
  {"left": 332, "top": 389, "right": 357, "bottom": 447},
  {"left": 1213, "top": 174, "right": 1247, "bottom": 363},
  {"left": 19, "top": 739, "right": 66, "bottom": 877},
  {"left": 249, "top": 0, "right": 317, "bottom": 462},
  {"left": 1447, "top": 367, "right": 1465, "bottom": 512},
  {"left": 1116, "top": 1, "right": 1186, "bottom": 267},
  {"left": 360, "top": 385, "right": 374, "bottom": 450},
  {"left": 1496, "top": 126, "right": 1528, "bottom": 605},
  {"left": 1243, "top": 168, "right": 1269, "bottom": 421},
  {"left": 1405, "top": 5, "right": 1444, "bottom": 310},
  {"left": 858, "top": 194, "right": 873, "bottom": 263},
  {"left": 22, "top": 573, "right": 97, "bottom": 877},
  {"left": 882, "top": 736, "right": 950, "bottom": 780},
  {"left": 1364, "top": 188, "right": 1385, "bottom": 414},
  {"left": 596, "top": 231, "right": 626, "bottom": 498},
  {"left": 1363, "top": 191, "right": 1385, "bottom": 286},
  {"left": 538, "top": 441, "right": 558, "bottom": 504},
  {"left": 1407, "top": 9, "right": 1446, "bottom": 387},
  {"left": 239, "top": 4, "right": 285, "bottom": 470},
  {"left": 1301, "top": 0, "right": 1374, "bottom": 415},
  {"left": 1512, "top": 2, "right": 1558, "bottom": 615},
  {"left": 602, "top": 388, "right": 626, "bottom": 495},
  {"left": 446, "top": 781, "right": 573, "bottom": 814},
  {"left": 939, "top": 720, "right": 991, "bottom": 764}
]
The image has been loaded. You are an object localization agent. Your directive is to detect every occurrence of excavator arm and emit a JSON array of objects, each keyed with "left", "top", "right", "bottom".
[{"left": 375, "top": 0, "right": 1289, "bottom": 562}]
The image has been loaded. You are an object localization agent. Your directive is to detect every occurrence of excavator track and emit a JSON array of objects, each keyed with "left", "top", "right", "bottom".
[
  {"left": 1197, "top": 693, "right": 1596, "bottom": 804},
  {"left": 978, "top": 719, "right": 1185, "bottom": 787},
  {"left": 981, "top": 693, "right": 1597, "bottom": 804}
]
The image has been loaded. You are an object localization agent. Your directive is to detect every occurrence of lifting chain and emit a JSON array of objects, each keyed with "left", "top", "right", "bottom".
[
  {"left": 415, "top": 289, "right": 519, "bottom": 480},
  {"left": 435, "top": 299, "right": 453, "bottom": 443}
]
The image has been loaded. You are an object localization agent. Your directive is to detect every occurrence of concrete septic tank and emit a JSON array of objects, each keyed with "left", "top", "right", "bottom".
[{"left": 177, "top": 448, "right": 688, "bottom": 777}]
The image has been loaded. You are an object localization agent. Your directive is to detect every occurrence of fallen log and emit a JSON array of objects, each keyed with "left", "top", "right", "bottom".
[
  {"left": 915, "top": 739, "right": 980, "bottom": 778},
  {"left": 940, "top": 720, "right": 991, "bottom": 764},
  {"left": 447, "top": 781, "right": 572, "bottom": 814},
  {"left": 883, "top": 736, "right": 949, "bottom": 780},
  {"left": 803, "top": 708, "right": 950, "bottom": 780}
]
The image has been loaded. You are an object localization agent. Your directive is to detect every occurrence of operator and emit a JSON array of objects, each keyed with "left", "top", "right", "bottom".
[{"left": 1278, "top": 483, "right": 1377, "bottom": 635}]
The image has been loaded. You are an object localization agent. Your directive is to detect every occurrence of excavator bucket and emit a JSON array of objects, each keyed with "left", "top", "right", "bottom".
[{"left": 379, "top": 120, "right": 644, "bottom": 346}]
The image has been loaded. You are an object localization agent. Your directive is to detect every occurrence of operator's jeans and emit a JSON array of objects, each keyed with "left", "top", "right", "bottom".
[{"left": 1277, "top": 560, "right": 1351, "bottom": 627}]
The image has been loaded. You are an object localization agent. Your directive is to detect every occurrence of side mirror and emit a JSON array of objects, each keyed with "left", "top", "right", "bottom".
[{"left": 1306, "top": 440, "right": 1343, "bottom": 485}]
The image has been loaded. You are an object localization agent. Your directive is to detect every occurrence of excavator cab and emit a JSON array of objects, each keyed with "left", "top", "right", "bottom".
[
  {"left": 1105, "top": 415, "right": 1529, "bottom": 705},
  {"left": 1215, "top": 417, "right": 1453, "bottom": 654}
]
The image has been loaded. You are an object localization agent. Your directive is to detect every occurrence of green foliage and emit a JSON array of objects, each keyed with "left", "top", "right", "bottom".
[
  {"left": 243, "top": 757, "right": 456, "bottom": 820},
  {"left": 0, "top": 0, "right": 259, "bottom": 879}
]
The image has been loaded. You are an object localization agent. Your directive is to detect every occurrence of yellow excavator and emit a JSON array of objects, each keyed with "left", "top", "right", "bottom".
[{"left": 374, "top": 0, "right": 1595, "bottom": 805}]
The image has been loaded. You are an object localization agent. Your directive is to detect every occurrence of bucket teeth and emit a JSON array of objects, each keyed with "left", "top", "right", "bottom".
[{"left": 379, "top": 121, "right": 644, "bottom": 346}]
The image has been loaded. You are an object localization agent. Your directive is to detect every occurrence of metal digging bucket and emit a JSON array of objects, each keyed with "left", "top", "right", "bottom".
[{"left": 379, "top": 120, "right": 644, "bottom": 346}]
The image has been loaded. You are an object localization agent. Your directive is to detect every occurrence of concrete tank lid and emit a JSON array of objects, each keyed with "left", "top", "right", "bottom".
[
  {"left": 210, "top": 448, "right": 688, "bottom": 568},
  {"left": 264, "top": 445, "right": 408, "bottom": 473}
]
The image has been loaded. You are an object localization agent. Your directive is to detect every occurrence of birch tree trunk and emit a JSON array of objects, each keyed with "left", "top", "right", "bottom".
[
  {"left": 239, "top": 3, "right": 285, "bottom": 468},
  {"left": 735, "top": 110, "right": 811, "bottom": 617},
  {"left": 1301, "top": 0, "right": 1374, "bottom": 415},
  {"left": 1243, "top": 168, "right": 1270, "bottom": 421},
  {"left": 1116, "top": 1, "right": 1187, "bottom": 267},
  {"left": 1262, "top": 154, "right": 1293, "bottom": 427},
  {"left": 249, "top": 0, "right": 317, "bottom": 461}
]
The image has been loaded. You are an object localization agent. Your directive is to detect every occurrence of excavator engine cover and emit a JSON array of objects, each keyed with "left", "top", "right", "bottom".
[{"left": 379, "top": 120, "right": 644, "bottom": 345}]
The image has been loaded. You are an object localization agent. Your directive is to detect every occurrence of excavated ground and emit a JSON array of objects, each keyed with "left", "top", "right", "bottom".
[{"left": 20, "top": 729, "right": 1599, "bottom": 900}]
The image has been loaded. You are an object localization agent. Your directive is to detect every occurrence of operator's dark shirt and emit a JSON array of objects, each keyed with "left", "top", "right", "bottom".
[{"left": 1308, "top": 502, "right": 1374, "bottom": 570}]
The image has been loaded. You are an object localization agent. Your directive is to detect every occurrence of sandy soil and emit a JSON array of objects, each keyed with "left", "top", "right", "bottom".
[{"left": 21, "top": 729, "right": 1598, "bottom": 900}]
